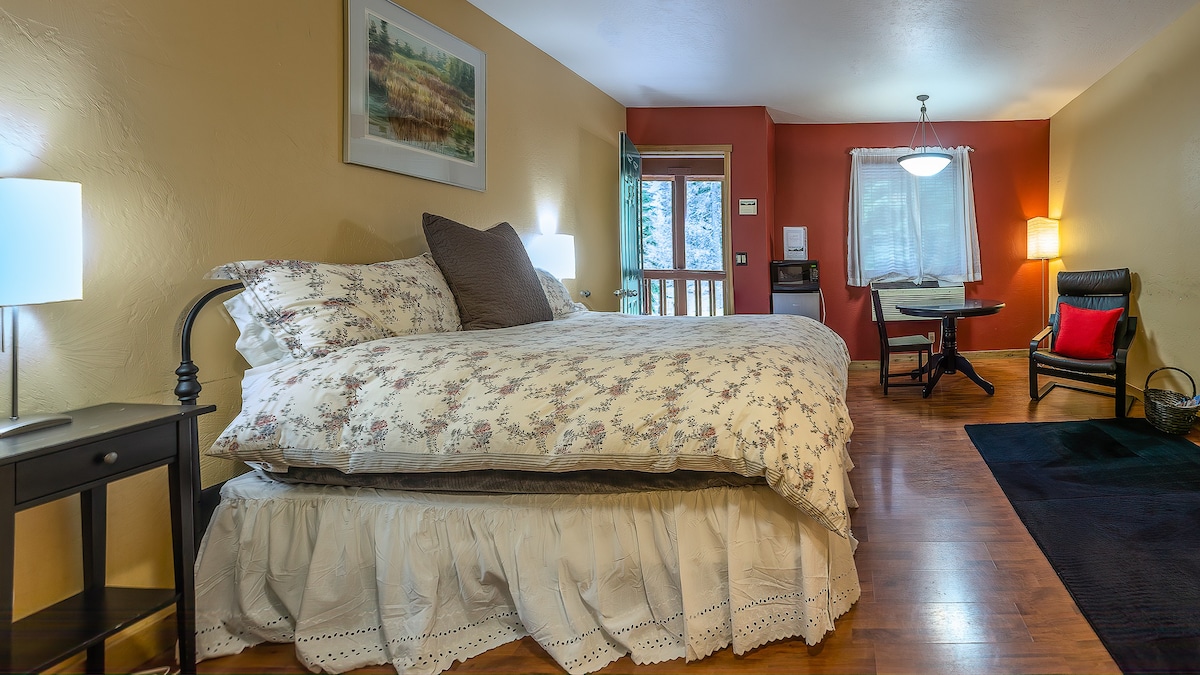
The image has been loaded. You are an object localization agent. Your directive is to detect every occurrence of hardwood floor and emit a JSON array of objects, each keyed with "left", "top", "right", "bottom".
[{"left": 177, "top": 356, "right": 1198, "bottom": 674}]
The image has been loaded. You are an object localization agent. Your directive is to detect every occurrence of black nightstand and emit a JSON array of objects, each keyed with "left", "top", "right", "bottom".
[{"left": 0, "top": 403, "right": 215, "bottom": 674}]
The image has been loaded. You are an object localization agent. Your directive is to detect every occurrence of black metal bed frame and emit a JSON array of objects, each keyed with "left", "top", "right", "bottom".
[
  {"left": 173, "top": 281, "right": 243, "bottom": 541},
  {"left": 174, "top": 282, "right": 244, "bottom": 405}
]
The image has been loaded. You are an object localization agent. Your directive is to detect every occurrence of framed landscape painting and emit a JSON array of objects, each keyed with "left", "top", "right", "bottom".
[{"left": 345, "top": 0, "right": 486, "bottom": 191}]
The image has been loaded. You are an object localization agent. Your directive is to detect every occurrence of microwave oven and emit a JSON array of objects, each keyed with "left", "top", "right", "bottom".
[{"left": 770, "top": 260, "right": 819, "bottom": 292}]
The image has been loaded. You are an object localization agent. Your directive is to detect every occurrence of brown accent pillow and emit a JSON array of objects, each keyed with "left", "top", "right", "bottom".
[{"left": 423, "top": 213, "right": 553, "bottom": 330}]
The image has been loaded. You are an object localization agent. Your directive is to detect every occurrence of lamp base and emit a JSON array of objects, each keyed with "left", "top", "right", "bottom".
[{"left": 0, "top": 413, "right": 72, "bottom": 439}]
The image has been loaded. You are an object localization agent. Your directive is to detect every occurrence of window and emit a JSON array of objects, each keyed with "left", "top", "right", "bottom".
[
  {"left": 684, "top": 179, "right": 723, "bottom": 271},
  {"left": 847, "top": 146, "right": 981, "bottom": 286},
  {"left": 640, "top": 179, "right": 674, "bottom": 270}
]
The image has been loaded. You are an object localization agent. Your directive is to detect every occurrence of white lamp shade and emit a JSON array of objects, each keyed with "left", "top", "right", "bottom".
[
  {"left": 1027, "top": 217, "right": 1060, "bottom": 260},
  {"left": 526, "top": 233, "right": 576, "bottom": 280},
  {"left": 898, "top": 151, "right": 952, "bottom": 177},
  {"left": 0, "top": 178, "right": 83, "bottom": 306}
]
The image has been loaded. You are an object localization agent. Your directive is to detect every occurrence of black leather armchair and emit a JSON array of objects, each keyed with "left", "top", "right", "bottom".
[{"left": 1029, "top": 268, "right": 1137, "bottom": 417}]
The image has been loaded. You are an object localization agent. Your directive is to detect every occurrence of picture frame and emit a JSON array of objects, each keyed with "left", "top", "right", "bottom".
[{"left": 345, "top": 0, "right": 486, "bottom": 191}]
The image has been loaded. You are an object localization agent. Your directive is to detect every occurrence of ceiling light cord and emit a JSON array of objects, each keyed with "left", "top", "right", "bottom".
[
  {"left": 898, "top": 95, "right": 952, "bottom": 177},
  {"left": 907, "top": 94, "right": 945, "bottom": 152}
]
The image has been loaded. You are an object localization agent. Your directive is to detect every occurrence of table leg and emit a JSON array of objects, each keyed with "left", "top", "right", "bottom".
[
  {"left": 0, "top": 465, "right": 14, "bottom": 672},
  {"left": 171, "top": 421, "right": 198, "bottom": 675},
  {"left": 922, "top": 353, "right": 945, "bottom": 398},
  {"left": 922, "top": 316, "right": 960, "bottom": 397},
  {"left": 920, "top": 315, "right": 996, "bottom": 397},
  {"left": 940, "top": 316, "right": 959, "bottom": 373},
  {"left": 81, "top": 487, "right": 107, "bottom": 674},
  {"left": 954, "top": 353, "right": 996, "bottom": 395}
]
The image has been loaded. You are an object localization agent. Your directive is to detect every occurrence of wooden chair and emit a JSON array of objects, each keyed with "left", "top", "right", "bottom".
[
  {"left": 1030, "top": 268, "right": 1136, "bottom": 417},
  {"left": 871, "top": 288, "right": 934, "bottom": 394}
]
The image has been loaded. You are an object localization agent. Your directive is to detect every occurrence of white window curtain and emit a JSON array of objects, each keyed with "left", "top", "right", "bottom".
[{"left": 846, "top": 146, "right": 981, "bottom": 287}]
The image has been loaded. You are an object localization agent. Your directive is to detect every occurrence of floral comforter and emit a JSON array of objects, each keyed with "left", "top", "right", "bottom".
[{"left": 210, "top": 312, "right": 855, "bottom": 535}]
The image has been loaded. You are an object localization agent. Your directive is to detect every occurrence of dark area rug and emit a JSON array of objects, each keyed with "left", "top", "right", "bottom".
[{"left": 966, "top": 418, "right": 1200, "bottom": 674}]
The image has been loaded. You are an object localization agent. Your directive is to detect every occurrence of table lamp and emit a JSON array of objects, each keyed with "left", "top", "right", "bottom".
[
  {"left": 525, "top": 233, "right": 576, "bottom": 281},
  {"left": 0, "top": 178, "right": 83, "bottom": 438}
]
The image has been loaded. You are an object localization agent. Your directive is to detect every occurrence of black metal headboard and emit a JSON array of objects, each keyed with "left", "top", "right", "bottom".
[
  {"left": 174, "top": 281, "right": 244, "bottom": 545},
  {"left": 175, "top": 282, "right": 244, "bottom": 405}
]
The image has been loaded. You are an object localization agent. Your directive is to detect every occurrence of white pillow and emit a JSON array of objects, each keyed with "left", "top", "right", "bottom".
[
  {"left": 535, "top": 269, "right": 587, "bottom": 319},
  {"left": 223, "top": 293, "right": 293, "bottom": 368},
  {"left": 209, "top": 254, "right": 461, "bottom": 359}
]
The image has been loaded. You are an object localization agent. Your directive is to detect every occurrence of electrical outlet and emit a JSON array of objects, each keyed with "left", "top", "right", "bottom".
[{"left": 928, "top": 331, "right": 935, "bottom": 343}]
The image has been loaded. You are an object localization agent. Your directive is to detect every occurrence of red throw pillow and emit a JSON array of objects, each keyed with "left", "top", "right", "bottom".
[{"left": 1053, "top": 303, "right": 1123, "bottom": 359}]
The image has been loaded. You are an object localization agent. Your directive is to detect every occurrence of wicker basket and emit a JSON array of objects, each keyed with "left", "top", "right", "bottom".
[{"left": 1143, "top": 367, "right": 1198, "bottom": 434}]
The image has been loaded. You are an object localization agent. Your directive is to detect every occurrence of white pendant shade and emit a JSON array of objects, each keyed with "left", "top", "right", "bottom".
[
  {"left": 1027, "top": 217, "right": 1060, "bottom": 260},
  {"left": 898, "top": 152, "right": 952, "bottom": 177}
]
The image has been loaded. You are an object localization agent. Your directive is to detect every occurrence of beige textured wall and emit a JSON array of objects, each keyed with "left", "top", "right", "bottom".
[
  {"left": 0, "top": 0, "right": 623, "bottom": 619},
  {"left": 1049, "top": 2, "right": 1200, "bottom": 396}
]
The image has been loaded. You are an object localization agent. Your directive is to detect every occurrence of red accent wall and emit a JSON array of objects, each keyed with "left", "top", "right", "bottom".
[
  {"left": 775, "top": 121, "right": 1050, "bottom": 359},
  {"left": 626, "top": 107, "right": 775, "bottom": 314},
  {"left": 626, "top": 108, "right": 1050, "bottom": 359}
]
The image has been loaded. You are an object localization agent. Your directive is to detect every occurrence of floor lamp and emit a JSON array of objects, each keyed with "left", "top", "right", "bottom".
[
  {"left": 0, "top": 178, "right": 84, "bottom": 438},
  {"left": 1027, "top": 217, "right": 1060, "bottom": 323}
]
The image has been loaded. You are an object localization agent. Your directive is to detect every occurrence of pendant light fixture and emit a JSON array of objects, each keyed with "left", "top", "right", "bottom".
[{"left": 898, "top": 94, "right": 952, "bottom": 177}]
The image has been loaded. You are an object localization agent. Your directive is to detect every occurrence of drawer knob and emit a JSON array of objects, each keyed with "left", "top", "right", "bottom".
[{"left": 102, "top": 452, "right": 119, "bottom": 465}]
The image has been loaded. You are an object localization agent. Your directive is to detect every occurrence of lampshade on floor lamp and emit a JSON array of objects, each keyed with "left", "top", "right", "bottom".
[
  {"left": 1027, "top": 217, "right": 1060, "bottom": 324},
  {"left": 0, "top": 178, "right": 83, "bottom": 438}
]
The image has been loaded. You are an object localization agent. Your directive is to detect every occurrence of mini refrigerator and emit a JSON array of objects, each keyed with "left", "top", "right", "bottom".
[{"left": 770, "top": 260, "right": 820, "bottom": 321}]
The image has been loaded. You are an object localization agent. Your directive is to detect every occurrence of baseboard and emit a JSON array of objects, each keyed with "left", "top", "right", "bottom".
[
  {"left": 851, "top": 348, "right": 1026, "bottom": 369},
  {"left": 960, "top": 348, "right": 1028, "bottom": 359}
]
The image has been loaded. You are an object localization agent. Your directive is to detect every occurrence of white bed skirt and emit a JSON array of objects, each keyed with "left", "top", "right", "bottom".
[{"left": 195, "top": 471, "right": 860, "bottom": 675}]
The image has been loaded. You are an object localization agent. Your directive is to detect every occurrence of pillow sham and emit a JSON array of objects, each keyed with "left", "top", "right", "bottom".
[
  {"left": 422, "top": 213, "right": 553, "bottom": 330},
  {"left": 1054, "top": 302, "right": 1123, "bottom": 359},
  {"left": 209, "top": 254, "right": 461, "bottom": 359},
  {"left": 535, "top": 268, "right": 587, "bottom": 319},
  {"left": 223, "top": 293, "right": 293, "bottom": 368}
]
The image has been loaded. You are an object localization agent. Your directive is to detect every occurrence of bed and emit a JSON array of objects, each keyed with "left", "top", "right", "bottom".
[{"left": 184, "top": 215, "right": 860, "bottom": 675}]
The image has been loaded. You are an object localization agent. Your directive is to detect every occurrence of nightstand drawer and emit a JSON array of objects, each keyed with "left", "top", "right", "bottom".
[{"left": 14, "top": 424, "right": 176, "bottom": 504}]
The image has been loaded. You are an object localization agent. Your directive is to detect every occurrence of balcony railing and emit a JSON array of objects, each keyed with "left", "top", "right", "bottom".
[{"left": 641, "top": 270, "right": 727, "bottom": 316}]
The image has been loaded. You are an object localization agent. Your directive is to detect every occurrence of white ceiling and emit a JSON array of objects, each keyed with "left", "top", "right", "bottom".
[{"left": 465, "top": 0, "right": 1199, "bottom": 123}]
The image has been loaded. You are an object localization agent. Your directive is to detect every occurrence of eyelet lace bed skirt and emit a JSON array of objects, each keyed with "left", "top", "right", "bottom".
[{"left": 194, "top": 471, "right": 860, "bottom": 675}]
